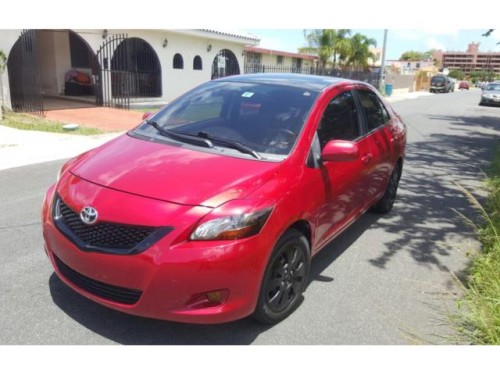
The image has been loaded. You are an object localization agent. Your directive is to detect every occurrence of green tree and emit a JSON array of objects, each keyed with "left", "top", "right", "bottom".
[
  {"left": 341, "top": 33, "right": 377, "bottom": 71},
  {"left": 449, "top": 69, "right": 465, "bottom": 80},
  {"left": 471, "top": 70, "right": 497, "bottom": 83},
  {"left": 0, "top": 49, "right": 6, "bottom": 72},
  {"left": 400, "top": 50, "right": 424, "bottom": 60},
  {"left": 301, "top": 29, "right": 332, "bottom": 69},
  {"left": 301, "top": 29, "right": 351, "bottom": 69},
  {"left": 331, "top": 29, "right": 351, "bottom": 67},
  {"left": 400, "top": 49, "right": 435, "bottom": 61}
]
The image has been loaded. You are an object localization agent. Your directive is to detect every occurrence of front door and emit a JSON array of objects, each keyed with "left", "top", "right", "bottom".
[{"left": 310, "top": 89, "right": 374, "bottom": 250}]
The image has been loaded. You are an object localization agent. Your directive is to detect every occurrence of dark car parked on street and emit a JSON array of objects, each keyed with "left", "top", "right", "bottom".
[{"left": 430, "top": 75, "right": 453, "bottom": 93}]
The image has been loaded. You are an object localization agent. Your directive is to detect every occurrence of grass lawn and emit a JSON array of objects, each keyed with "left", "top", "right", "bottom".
[
  {"left": 456, "top": 145, "right": 500, "bottom": 344},
  {"left": 0, "top": 111, "right": 105, "bottom": 135}
]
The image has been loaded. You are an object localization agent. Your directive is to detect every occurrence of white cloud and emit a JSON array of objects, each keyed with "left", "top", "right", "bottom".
[{"left": 425, "top": 36, "right": 446, "bottom": 51}]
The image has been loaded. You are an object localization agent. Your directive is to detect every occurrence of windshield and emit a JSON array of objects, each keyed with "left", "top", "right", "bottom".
[
  {"left": 431, "top": 76, "right": 446, "bottom": 83},
  {"left": 484, "top": 83, "right": 500, "bottom": 91},
  {"left": 133, "top": 80, "right": 319, "bottom": 160}
]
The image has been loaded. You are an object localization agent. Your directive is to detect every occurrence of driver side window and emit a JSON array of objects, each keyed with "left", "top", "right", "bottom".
[{"left": 317, "top": 90, "right": 360, "bottom": 149}]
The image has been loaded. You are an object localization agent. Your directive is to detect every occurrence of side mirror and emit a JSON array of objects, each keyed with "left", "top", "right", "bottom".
[
  {"left": 142, "top": 112, "right": 153, "bottom": 120},
  {"left": 321, "top": 140, "right": 359, "bottom": 162}
]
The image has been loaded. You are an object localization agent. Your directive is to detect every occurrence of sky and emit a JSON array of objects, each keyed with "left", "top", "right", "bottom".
[
  {"left": 245, "top": 29, "right": 500, "bottom": 60},
  {"left": 3, "top": 2, "right": 500, "bottom": 63}
]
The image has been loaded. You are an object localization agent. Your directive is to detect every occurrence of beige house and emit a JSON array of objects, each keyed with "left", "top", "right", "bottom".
[
  {"left": 387, "top": 59, "right": 436, "bottom": 75},
  {"left": 244, "top": 46, "right": 317, "bottom": 72}
]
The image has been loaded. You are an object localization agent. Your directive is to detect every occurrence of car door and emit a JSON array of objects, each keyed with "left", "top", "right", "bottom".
[
  {"left": 354, "top": 88, "right": 396, "bottom": 205},
  {"left": 309, "top": 88, "right": 374, "bottom": 251}
]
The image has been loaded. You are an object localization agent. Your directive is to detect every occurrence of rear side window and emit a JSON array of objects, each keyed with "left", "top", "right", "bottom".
[
  {"left": 317, "top": 91, "right": 360, "bottom": 149},
  {"left": 356, "top": 89, "right": 391, "bottom": 132}
]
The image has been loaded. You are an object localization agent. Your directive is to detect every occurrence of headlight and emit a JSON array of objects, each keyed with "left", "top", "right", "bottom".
[
  {"left": 56, "top": 165, "right": 64, "bottom": 182},
  {"left": 190, "top": 206, "right": 273, "bottom": 241},
  {"left": 56, "top": 158, "right": 76, "bottom": 182}
]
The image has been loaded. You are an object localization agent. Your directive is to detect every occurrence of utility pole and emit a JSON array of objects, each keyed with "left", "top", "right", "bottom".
[{"left": 379, "top": 29, "right": 388, "bottom": 94}]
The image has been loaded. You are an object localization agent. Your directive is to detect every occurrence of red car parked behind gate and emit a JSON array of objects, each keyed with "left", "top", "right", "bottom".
[{"left": 42, "top": 74, "right": 407, "bottom": 324}]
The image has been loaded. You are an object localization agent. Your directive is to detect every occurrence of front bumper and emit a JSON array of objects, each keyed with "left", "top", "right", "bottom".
[
  {"left": 42, "top": 177, "right": 273, "bottom": 324},
  {"left": 480, "top": 97, "right": 500, "bottom": 106},
  {"left": 430, "top": 85, "right": 447, "bottom": 92}
]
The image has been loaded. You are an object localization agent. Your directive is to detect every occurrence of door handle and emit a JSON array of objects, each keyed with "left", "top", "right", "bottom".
[{"left": 361, "top": 153, "right": 372, "bottom": 165}]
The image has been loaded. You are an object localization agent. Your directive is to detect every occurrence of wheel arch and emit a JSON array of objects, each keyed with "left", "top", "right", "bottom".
[{"left": 288, "top": 220, "right": 312, "bottom": 255}]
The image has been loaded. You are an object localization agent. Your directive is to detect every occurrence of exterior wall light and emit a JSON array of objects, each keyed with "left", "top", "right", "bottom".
[
  {"left": 102, "top": 29, "right": 108, "bottom": 39},
  {"left": 207, "top": 44, "right": 212, "bottom": 52},
  {"left": 163, "top": 38, "right": 168, "bottom": 48}
]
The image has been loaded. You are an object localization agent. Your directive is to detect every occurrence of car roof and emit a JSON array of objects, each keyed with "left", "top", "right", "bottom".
[{"left": 217, "top": 73, "right": 357, "bottom": 91}]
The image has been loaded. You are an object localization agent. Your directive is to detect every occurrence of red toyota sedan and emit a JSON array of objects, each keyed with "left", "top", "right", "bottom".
[{"left": 42, "top": 74, "right": 407, "bottom": 324}]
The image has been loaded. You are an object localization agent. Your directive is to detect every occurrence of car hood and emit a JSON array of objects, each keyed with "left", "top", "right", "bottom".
[{"left": 69, "top": 134, "right": 280, "bottom": 208}]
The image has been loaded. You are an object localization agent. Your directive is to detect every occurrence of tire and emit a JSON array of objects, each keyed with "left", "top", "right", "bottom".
[
  {"left": 253, "top": 229, "right": 310, "bottom": 324},
  {"left": 372, "top": 162, "right": 402, "bottom": 214}
]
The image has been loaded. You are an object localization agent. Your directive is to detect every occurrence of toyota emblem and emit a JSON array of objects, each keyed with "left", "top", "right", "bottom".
[{"left": 80, "top": 206, "right": 98, "bottom": 225}]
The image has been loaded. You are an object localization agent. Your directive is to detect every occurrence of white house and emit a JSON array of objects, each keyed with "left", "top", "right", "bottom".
[
  {"left": 387, "top": 59, "right": 436, "bottom": 75},
  {"left": 0, "top": 29, "right": 260, "bottom": 112}
]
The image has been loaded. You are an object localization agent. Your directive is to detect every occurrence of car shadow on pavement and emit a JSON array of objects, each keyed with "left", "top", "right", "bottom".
[
  {"left": 367, "top": 112, "right": 498, "bottom": 281},
  {"left": 49, "top": 273, "right": 271, "bottom": 345},
  {"left": 308, "top": 212, "right": 381, "bottom": 285}
]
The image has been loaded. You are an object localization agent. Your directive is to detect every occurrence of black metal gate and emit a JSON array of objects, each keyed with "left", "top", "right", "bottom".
[
  {"left": 211, "top": 49, "right": 240, "bottom": 79},
  {"left": 7, "top": 29, "right": 44, "bottom": 116},
  {"left": 95, "top": 33, "right": 130, "bottom": 109},
  {"left": 111, "top": 38, "right": 162, "bottom": 98}
]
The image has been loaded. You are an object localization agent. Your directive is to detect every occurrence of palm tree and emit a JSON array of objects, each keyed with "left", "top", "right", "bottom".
[
  {"left": 301, "top": 29, "right": 351, "bottom": 70},
  {"left": 342, "top": 33, "right": 377, "bottom": 71},
  {"left": 301, "top": 29, "right": 332, "bottom": 69},
  {"left": 331, "top": 29, "right": 351, "bottom": 68}
]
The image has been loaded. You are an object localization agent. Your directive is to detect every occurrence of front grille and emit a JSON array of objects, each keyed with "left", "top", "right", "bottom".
[
  {"left": 54, "top": 254, "right": 142, "bottom": 305},
  {"left": 53, "top": 195, "right": 172, "bottom": 255}
]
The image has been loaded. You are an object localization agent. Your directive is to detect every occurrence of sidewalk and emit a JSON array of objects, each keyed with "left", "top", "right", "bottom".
[
  {"left": 0, "top": 125, "right": 123, "bottom": 171},
  {"left": 0, "top": 103, "right": 143, "bottom": 171},
  {"left": 384, "top": 90, "right": 433, "bottom": 103},
  {"left": 0, "top": 90, "right": 433, "bottom": 171}
]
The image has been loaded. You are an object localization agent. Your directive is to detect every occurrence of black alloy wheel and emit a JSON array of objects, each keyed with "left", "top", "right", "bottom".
[
  {"left": 253, "top": 229, "right": 310, "bottom": 324},
  {"left": 372, "top": 162, "right": 402, "bottom": 214}
]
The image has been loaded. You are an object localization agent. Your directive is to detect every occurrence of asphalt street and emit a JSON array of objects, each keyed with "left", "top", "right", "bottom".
[{"left": 0, "top": 89, "right": 498, "bottom": 345}]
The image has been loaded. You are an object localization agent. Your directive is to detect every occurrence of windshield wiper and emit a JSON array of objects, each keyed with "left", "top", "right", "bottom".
[
  {"left": 196, "top": 131, "right": 262, "bottom": 160},
  {"left": 146, "top": 120, "right": 213, "bottom": 148}
]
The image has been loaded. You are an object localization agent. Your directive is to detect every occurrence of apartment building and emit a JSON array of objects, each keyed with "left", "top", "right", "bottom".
[{"left": 433, "top": 43, "right": 500, "bottom": 75}]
